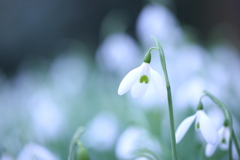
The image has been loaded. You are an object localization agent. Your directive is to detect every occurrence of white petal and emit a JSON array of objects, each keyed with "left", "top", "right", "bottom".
[
  {"left": 149, "top": 66, "right": 167, "bottom": 101},
  {"left": 175, "top": 114, "right": 196, "bottom": 143},
  {"left": 141, "top": 62, "right": 151, "bottom": 74},
  {"left": 131, "top": 82, "right": 148, "bottom": 98},
  {"left": 205, "top": 143, "right": 218, "bottom": 157},
  {"left": 218, "top": 126, "right": 225, "bottom": 137},
  {"left": 118, "top": 65, "right": 142, "bottom": 95},
  {"left": 219, "top": 127, "right": 230, "bottom": 150},
  {"left": 198, "top": 111, "right": 218, "bottom": 144}
]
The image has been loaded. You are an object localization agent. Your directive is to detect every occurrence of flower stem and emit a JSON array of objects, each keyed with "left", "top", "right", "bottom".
[
  {"left": 68, "top": 127, "right": 86, "bottom": 160},
  {"left": 202, "top": 90, "right": 235, "bottom": 160},
  {"left": 152, "top": 36, "right": 178, "bottom": 160}
]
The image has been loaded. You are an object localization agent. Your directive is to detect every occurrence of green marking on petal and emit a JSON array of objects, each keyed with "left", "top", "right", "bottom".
[
  {"left": 221, "top": 138, "right": 226, "bottom": 143},
  {"left": 196, "top": 122, "right": 200, "bottom": 129},
  {"left": 140, "top": 75, "right": 149, "bottom": 84}
]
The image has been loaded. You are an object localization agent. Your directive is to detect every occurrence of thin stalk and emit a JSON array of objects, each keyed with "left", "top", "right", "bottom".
[
  {"left": 68, "top": 143, "right": 77, "bottom": 160},
  {"left": 152, "top": 36, "right": 178, "bottom": 160},
  {"left": 203, "top": 90, "right": 233, "bottom": 160},
  {"left": 68, "top": 127, "right": 86, "bottom": 160}
]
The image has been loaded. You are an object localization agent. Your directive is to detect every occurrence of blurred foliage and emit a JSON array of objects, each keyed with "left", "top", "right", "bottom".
[{"left": 0, "top": 1, "right": 240, "bottom": 160}]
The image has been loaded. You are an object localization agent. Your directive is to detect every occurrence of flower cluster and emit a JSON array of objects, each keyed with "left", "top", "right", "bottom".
[
  {"left": 175, "top": 102, "right": 239, "bottom": 159},
  {"left": 117, "top": 37, "right": 239, "bottom": 160}
]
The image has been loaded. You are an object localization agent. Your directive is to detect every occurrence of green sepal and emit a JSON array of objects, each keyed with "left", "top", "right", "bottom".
[
  {"left": 143, "top": 52, "right": 151, "bottom": 63},
  {"left": 197, "top": 101, "right": 204, "bottom": 110},
  {"left": 224, "top": 119, "right": 229, "bottom": 127},
  {"left": 222, "top": 138, "right": 226, "bottom": 144}
]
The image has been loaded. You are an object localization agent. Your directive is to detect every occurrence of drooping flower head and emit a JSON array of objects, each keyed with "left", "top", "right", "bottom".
[
  {"left": 175, "top": 102, "right": 218, "bottom": 145},
  {"left": 205, "top": 121, "right": 239, "bottom": 159},
  {"left": 205, "top": 124, "right": 230, "bottom": 157},
  {"left": 118, "top": 53, "right": 166, "bottom": 99}
]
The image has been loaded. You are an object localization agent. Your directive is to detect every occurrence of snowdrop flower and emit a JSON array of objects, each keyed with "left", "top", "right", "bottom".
[
  {"left": 0, "top": 153, "right": 13, "bottom": 160},
  {"left": 175, "top": 106, "right": 218, "bottom": 144},
  {"left": 205, "top": 125, "right": 230, "bottom": 157},
  {"left": 205, "top": 124, "right": 238, "bottom": 159},
  {"left": 118, "top": 61, "right": 166, "bottom": 99},
  {"left": 82, "top": 112, "right": 119, "bottom": 151}
]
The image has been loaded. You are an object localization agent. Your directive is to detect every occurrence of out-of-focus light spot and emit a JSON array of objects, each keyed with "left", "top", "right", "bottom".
[
  {"left": 29, "top": 92, "right": 63, "bottom": 139},
  {"left": 13, "top": 70, "right": 39, "bottom": 104},
  {"left": 16, "top": 143, "right": 59, "bottom": 160},
  {"left": 175, "top": 76, "right": 216, "bottom": 109},
  {"left": 115, "top": 126, "right": 161, "bottom": 160},
  {"left": 135, "top": 158, "right": 148, "bottom": 160},
  {"left": 0, "top": 154, "right": 13, "bottom": 160},
  {"left": 82, "top": 112, "right": 119, "bottom": 151},
  {"left": 49, "top": 54, "right": 87, "bottom": 96},
  {"left": 96, "top": 33, "right": 141, "bottom": 76},
  {"left": 136, "top": 4, "right": 184, "bottom": 48},
  {"left": 168, "top": 44, "right": 205, "bottom": 84},
  {"left": 211, "top": 44, "right": 240, "bottom": 101},
  {"left": 207, "top": 63, "right": 229, "bottom": 88}
]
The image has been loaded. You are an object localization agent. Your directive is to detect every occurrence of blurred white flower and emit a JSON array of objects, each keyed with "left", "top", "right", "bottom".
[
  {"left": 168, "top": 44, "right": 206, "bottom": 84},
  {"left": 96, "top": 33, "right": 141, "bottom": 76},
  {"left": 0, "top": 154, "right": 13, "bottom": 160},
  {"left": 16, "top": 143, "right": 59, "bottom": 160},
  {"left": 29, "top": 92, "right": 63, "bottom": 139},
  {"left": 175, "top": 76, "right": 221, "bottom": 109},
  {"left": 211, "top": 43, "right": 240, "bottom": 106},
  {"left": 175, "top": 76, "right": 205, "bottom": 108},
  {"left": 205, "top": 125, "right": 239, "bottom": 159},
  {"left": 82, "top": 112, "right": 119, "bottom": 151},
  {"left": 205, "top": 125, "right": 230, "bottom": 157},
  {"left": 136, "top": 4, "right": 184, "bottom": 48},
  {"left": 135, "top": 157, "right": 148, "bottom": 160},
  {"left": 49, "top": 54, "right": 87, "bottom": 96},
  {"left": 115, "top": 126, "right": 161, "bottom": 160},
  {"left": 118, "top": 62, "right": 166, "bottom": 99},
  {"left": 175, "top": 110, "right": 218, "bottom": 144}
]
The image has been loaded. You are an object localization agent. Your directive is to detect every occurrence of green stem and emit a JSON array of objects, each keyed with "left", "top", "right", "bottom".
[
  {"left": 232, "top": 129, "right": 240, "bottom": 158},
  {"left": 68, "top": 127, "right": 86, "bottom": 160},
  {"left": 229, "top": 136, "right": 233, "bottom": 160},
  {"left": 202, "top": 90, "right": 234, "bottom": 160},
  {"left": 152, "top": 36, "right": 178, "bottom": 160}
]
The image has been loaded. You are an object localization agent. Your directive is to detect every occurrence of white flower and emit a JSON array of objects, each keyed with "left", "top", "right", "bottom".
[
  {"left": 115, "top": 126, "right": 161, "bottom": 160},
  {"left": 175, "top": 110, "right": 218, "bottom": 144},
  {"left": 118, "top": 62, "right": 166, "bottom": 99},
  {"left": 205, "top": 126, "right": 238, "bottom": 159},
  {"left": 82, "top": 112, "right": 119, "bottom": 151},
  {"left": 17, "top": 142, "right": 59, "bottom": 160}
]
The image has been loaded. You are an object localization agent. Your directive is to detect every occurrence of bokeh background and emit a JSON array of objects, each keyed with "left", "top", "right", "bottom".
[{"left": 0, "top": 0, "right": 240, "bottom": 159}]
